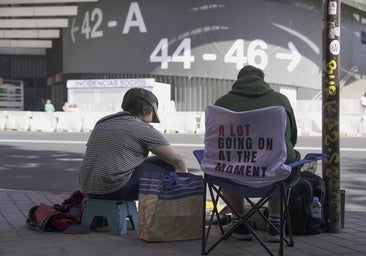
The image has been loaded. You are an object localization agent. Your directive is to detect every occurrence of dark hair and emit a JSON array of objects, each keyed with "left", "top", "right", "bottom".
[
  {"left": 121, "top": 87, "right": 160, "bottom": 123},
  {"left": 237, "top": 65, "right": 265, "bottom": 80},
  {"left": 124, "top": 99, "right": 153, "bottom": 117}
]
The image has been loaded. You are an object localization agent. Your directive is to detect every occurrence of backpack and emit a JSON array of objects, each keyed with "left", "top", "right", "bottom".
[
  {"left": 26, "top": 190, "right": 89, "bottom": 233},
  {"left": 288, "top": 171, "right": 326, "bottom": 235}
]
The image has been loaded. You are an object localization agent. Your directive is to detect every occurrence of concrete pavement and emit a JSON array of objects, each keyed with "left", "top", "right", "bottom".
[{"left": 1, "top": 189, "right": 365, "bottom": 256}]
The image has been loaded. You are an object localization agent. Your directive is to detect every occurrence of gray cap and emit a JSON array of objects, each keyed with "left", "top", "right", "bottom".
[{"left": 122, "top": 88, "right": 160, "bottom": 123}]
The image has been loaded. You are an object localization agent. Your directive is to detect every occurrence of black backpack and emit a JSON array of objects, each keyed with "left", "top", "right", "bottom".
[{"left": 288, "top": 171, "right": 326, "bottom": 235}]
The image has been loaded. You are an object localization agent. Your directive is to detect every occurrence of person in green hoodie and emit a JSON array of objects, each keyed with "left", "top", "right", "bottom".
[{"left": 215, "top": 65, "right": 301, "bottom": 242}]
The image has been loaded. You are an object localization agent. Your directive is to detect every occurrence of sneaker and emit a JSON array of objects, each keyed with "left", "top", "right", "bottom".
[
  {"left": 205, "top": 214, "right": 232, "bottom": 225},
  {"left": 231, "top": 223, "right": 253, "bottom": 241},
  {"left": 267, "top": 224, "right": 281, "bottom": 243}
]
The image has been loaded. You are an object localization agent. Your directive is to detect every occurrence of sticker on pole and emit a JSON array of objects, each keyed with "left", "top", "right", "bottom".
[
  {"left": 329, "top": 40, "right": 340, "bottom": 56},
  {"left": 329, "top": 1, "right": 337, "bottom": 15}
]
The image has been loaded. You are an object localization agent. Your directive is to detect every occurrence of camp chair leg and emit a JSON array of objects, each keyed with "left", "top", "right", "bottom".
[
  {"left": 285, "top": 187, "right": 295, "bottom": 247},
  {"left": 279, "top": 183, "right": 285, "bottom": 256},
  {"left": 202, "top": 180, "right": 294, "bottom": 256},
  {"left": 201, "top": 176, "right": 208, "bottom": 255}
]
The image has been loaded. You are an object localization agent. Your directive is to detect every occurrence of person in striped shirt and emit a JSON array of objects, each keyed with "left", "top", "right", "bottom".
[{"left": 78, "top": 88, "right": 188, "bottom": 201}]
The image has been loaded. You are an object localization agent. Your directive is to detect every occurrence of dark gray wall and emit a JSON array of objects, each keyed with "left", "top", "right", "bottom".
[
  {"left": 61, "top": 0, "right": 366, "bottom": 90},
  {"left": 1, "top": 0, "right": 364, "bottom": 111}
]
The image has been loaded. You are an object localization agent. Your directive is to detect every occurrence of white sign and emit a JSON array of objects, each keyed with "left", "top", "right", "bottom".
[
  {"left": 67, "top": 78, "right": 155, "bottom": 88},
  {"left": 66, "top": 78, "right": 172, "bottom": 113},
  {"left": 0, "top": 81, "right": 24, "bottom": 110}
]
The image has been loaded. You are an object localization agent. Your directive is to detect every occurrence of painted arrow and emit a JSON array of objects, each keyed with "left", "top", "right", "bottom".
[
  {"left": 275, "top": 41, "right": 301, "bottom": 72},
  {"left": 70, "top": 18, "right": 79, "bottom": 43}
]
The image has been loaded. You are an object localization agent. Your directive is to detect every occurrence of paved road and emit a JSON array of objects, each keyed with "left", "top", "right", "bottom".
[{"left": 0, "top": 131, "right": 365, "bottom": 211}]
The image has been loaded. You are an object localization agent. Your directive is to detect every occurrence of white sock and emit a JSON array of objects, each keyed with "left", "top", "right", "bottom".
[{"left": 269, "top": 215, "right": 280, "bottom": 227}]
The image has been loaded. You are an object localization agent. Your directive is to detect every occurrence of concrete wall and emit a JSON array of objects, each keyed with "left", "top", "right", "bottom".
[{"left": 1, "top": 110, "right": 365, "bottom": 137}]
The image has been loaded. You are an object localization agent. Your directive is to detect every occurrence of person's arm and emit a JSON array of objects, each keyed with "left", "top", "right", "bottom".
[{"left": 150, "top": 145, "right": 188, "bottom": 173}]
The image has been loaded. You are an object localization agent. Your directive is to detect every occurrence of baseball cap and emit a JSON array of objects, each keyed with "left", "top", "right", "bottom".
[{"left": 122, "top": 87, "right": 160, "bottom": 123}]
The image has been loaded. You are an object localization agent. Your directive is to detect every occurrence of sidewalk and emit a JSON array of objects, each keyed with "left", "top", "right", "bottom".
[{"left": 1, "top": 189, "right": 365, "bottom": 256}]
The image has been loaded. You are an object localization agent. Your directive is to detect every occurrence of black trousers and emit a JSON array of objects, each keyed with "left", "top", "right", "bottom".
[{"left": 88, "top": 156, "right": 175, "bottom": 201}]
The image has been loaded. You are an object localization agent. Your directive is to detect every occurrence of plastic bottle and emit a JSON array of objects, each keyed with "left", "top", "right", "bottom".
[
  {"left": 311, "top": 196, "right": 321, "bottom": 219},
  {"left": 309, "top": 196, "right": 322, "bottom": 233}
]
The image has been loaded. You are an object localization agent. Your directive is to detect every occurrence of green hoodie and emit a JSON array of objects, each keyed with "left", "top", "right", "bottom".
[{"left": 215, "top": 75, "right": 300, "bottom": 164}]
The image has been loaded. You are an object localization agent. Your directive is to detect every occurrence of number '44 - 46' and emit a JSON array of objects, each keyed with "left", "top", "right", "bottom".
[{"left": 150, "top": 38, "right": 195, "bottom": 69}]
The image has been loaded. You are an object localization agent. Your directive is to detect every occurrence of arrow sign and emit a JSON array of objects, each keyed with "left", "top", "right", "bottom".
[
  {"left": 275, "top": 41, "right": 301, "bottom": 72},
  {"left": 70, "top": 18, "right": 79, "bottom": 43}
]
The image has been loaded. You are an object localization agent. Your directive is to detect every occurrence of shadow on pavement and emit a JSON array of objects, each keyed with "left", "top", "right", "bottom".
[{"left": 0, "top": 144, "right": 83, "bottom": 193}]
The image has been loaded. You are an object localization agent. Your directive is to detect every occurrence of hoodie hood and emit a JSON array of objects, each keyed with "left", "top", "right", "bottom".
[
  {"left": 230, "top": 76, "right": 273, "bottom": 98},
  {"left": 214, "top": 74, "right": 299, "bottom": 164}
]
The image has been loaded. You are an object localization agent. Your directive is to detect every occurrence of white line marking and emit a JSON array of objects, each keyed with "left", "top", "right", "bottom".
[
  {"left": 0, "top": 139, "right": 86, "bottom": 144},
  {"left": 1, "top": 140, "right": 365, "bottom": 152}
]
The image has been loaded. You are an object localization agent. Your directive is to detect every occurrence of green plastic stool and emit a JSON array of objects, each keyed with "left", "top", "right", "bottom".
[{"left": 81, "top": 199, "right": 138, "bottom": 235}]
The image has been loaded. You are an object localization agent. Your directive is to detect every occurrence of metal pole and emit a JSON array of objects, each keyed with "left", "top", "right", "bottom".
[{"left": 322, "top": 0, "right": 341, "bottom": 233}]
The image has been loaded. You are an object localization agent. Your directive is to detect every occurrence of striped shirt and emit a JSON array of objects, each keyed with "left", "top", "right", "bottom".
[{"left": 78, "top": 112, "right": 170, "bottom": 194}]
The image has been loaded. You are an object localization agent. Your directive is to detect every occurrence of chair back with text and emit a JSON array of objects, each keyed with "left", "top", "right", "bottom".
[
  {"left": 195, "top": 105, "right": 327, "bottom": 256},
  {"left": 201, "top": 105, "right": 291, "bottom": 187}
]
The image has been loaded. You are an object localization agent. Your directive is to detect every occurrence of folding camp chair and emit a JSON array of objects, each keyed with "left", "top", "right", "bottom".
[{"left": 194, "top": 105, "right": 327, "bottom": 256}]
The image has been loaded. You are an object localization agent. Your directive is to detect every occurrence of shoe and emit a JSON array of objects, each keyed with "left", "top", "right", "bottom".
[
  {"left": 231, "top": 222, "right": 253, "bottom": 241},
  {"left": 205, "top": 214, "right": 232, "bottom": 225},
  {"left": 267, "top": 224, "right": 281, "bottom": 243}
]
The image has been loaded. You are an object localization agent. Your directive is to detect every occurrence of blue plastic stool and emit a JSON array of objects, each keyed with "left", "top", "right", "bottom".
[{"left": 81, "top": 199, "right": 138, "bottom": 235}]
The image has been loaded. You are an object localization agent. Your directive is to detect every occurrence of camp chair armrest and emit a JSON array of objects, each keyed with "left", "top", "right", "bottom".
[{"left": 287, "top": 153, "right": 328, "bottom": 168}]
